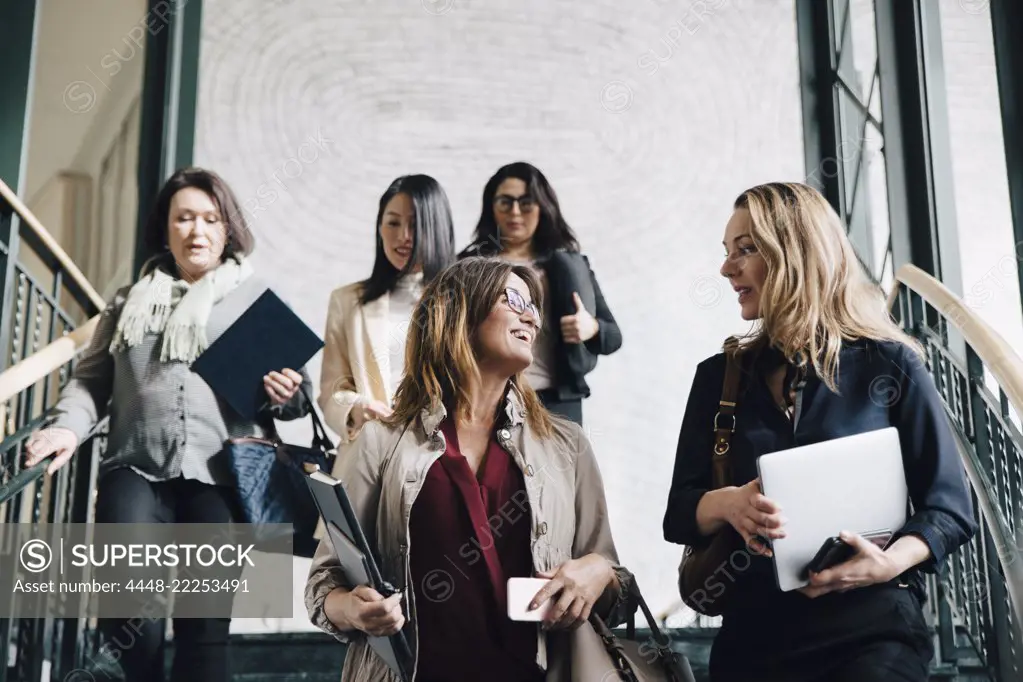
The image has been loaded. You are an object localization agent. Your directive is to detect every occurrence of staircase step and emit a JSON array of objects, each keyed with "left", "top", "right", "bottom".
[
  {"left": 162, "top": 627, "right": 982, "bottom": 681},
  {"left": 225, "top": 632, "right": 346, "bottom": 675},
  {"left": 161, "top": 631, "right": 347, "bottom": 680},
  {"left": 667, "top": 627, "right": 713, "bottom": 681},
  {"left": 213, "top": 629, "right": 712, "bottom": 680},
  {"left": 232, "top": 675, "right": 339, "bottom": 682}
]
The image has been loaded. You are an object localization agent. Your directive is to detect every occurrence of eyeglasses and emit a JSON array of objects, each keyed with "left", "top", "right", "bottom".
[
  {"left": 503, "top": 287, "right": 542, "bottom": 328},
  {"left": 722, "top": 244, "right": 759, "bottom": 265},
  {"left": 494, "top": 194, "right": 537, "bottom": 214}
]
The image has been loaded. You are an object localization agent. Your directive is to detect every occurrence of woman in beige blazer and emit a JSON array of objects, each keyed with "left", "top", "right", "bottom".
[{"left": 318, "top": 175, "right": 455, "bottom": 445}]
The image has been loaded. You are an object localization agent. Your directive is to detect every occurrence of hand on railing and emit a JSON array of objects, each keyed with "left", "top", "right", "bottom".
[{"left": 23, "top": 427, "right": 79, "bottom": 474}]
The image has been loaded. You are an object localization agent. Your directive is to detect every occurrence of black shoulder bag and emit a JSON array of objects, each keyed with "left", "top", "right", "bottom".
[{"left": 224, "top": 387, "right": 335, "bottom": 558}]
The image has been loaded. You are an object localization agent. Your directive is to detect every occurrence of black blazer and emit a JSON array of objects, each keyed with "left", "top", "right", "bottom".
[
  {"left": 458, "top": 245, "right": 622, "bottom": 400},
  {"left": 663, "top": 338, "right": 977, "bottom": 606}
]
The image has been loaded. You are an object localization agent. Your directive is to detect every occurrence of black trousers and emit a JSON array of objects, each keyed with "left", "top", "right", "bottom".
[
  {"left": 93, "top": 468, "right": 242, "bottom": 682},
  {"left": 535, "top": 389, "right": 583, "bottom": 425},
  {"left": 709, "top": 584, "right": 933, "bottom": 682}
]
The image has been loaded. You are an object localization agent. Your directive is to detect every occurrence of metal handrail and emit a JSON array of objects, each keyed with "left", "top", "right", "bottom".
[
  {"left": 0, "top": 316, "right": 100, "bottom": 508},
  {"left": 948, "top": 418, "right": 1023, "bottom": 620},
  {"left": 893, "top": 263, "right": 1023, "bottom": 611},
  {"left": 0, "top": 317, "right": 99, "bottom": 404},
  {"left": 0, "top": 177, "right": 107, "bottom": 515},
  {"left": 0, "top": 175, "right": 108, "bottom": 682},
  {"left": 0, "top": 178, "right": 104, "bottom": 311},
  {"left": 890, "top": 264, "right": 1023, "bottom": 412},
  {"left": 892, "top": 264, "right": 1023, "bottom": 680}
]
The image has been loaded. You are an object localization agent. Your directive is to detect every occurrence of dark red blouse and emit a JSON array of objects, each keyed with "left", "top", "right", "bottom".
[{"left": 408, "top": 418, "right": 543, "bottom": 682}]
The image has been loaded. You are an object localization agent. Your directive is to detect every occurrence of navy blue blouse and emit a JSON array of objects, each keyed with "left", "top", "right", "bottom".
[{"left": 663, "top": 338, "right": 978, "bottom": 600}]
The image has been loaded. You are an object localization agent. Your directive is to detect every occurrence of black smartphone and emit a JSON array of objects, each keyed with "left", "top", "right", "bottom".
[{"left": 803, "top": 536, "right": 856, "bottom": 577}]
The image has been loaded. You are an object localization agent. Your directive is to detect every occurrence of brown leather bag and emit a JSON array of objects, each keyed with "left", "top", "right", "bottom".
[{"left": 677, "top": 346, "right": 745, "bottom": 617}]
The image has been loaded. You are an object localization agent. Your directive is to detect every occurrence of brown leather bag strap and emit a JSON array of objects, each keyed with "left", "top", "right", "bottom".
[{"left": 711, "top": 342, "right": 743, "bottom": 489}]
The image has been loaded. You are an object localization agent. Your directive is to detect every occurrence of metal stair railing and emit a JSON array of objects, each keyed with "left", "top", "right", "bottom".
[
  {"left": 0, "top": 177, "right": 107, "bottom": 682},
  {"left": 890, "top": 264, "right": 1023, "bottom": 681}
]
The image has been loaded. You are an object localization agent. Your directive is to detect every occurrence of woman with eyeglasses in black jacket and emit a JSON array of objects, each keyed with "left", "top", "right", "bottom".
[{"left": 459, "top": 162, "right": 622, "bottom": 426}]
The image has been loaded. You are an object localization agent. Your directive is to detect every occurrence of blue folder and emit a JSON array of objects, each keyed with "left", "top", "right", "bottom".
[{"left": 191, "top": 288, "right": 323, "bottom": 420}]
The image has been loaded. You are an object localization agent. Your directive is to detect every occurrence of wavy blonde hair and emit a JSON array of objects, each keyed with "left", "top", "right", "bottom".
[
  {"left": 732, "top": 182, "right": 921, "bottom": 391},
  {"left": 388, "top": 257, "right": 553, "bottom": 438}
]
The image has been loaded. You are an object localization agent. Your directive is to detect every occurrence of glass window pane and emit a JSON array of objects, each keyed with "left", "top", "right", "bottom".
[
  {"left": 868, "top": 72, "right": 882, "bottom": 122},
  {"left": 938, "top": 0, "right": 1023, "bottom": 353},
  {"left": 838, "top": 88, "right": 868, "bottom": 205},
  {"left": 836, "top": 0, "right": 877, "bottom": 103},
  {"left": 866, "top": 123, "right": 891, "bottom": 281},
  {"left": 833, "top": 0, "right": 851, "bottom": 52},
  {"left": 850, "top": 0, "right": 878, "bottom": 100},
  {"left": 881, "top": 252, "right": 895, "bottom": 294}
]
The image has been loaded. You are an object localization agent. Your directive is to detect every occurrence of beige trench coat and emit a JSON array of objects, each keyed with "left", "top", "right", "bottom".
[{"left": 304, "top": 388, "right": 636, "bottom": 681}]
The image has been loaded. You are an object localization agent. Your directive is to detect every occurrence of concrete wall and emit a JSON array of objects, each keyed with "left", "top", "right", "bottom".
[{"left": 195, "top": 0, "right": 805, "bottom": 631}]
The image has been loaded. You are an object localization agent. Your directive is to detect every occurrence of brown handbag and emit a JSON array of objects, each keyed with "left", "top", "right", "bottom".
[{"left": 677, "top": 346, "right": 745, "bottom": 617}]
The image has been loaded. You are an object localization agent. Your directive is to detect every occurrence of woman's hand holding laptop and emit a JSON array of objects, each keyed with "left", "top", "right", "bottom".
[{"left": 705, "top": 479, "right": 787, "bottom": 558}]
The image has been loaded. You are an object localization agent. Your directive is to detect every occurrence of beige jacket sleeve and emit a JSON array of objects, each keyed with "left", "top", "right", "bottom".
[
  {"left": 570, "top": 426, "right": 635, "bottom": 627},
  {"left": 318, "top": 287, "right": 364, "bottom": 444},
  {"left": 304, "top": 420, "right": 387, "bottom": 643}
]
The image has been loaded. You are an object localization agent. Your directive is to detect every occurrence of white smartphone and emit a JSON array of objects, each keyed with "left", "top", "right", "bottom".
[{"left": 507, "top": 577, "right": 552, "bottom": 622}]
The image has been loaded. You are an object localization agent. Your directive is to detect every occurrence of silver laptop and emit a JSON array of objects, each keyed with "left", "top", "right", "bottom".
[{"left": 756, "top": 426, "right": 908, "bottom": 592}]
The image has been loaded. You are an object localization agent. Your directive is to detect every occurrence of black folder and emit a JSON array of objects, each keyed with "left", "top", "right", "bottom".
[
  {"left": 304, "top": 466, "right": 413, "bottom": 681},
  {"left": 191, "top": 289, "right": 323, "bottom": 420}
]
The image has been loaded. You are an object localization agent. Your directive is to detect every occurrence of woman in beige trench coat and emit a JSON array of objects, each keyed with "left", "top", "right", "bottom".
[{"left": 305, "top": 257, "right": 637, "bottom": 681}]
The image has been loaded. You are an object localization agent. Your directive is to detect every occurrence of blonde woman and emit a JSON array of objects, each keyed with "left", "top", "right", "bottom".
[
  {"left": 318, "top": 175, "right": 455, "bottom": 445},
  {"left": 305, "top": 257, "right": 633, "bottom": 682},
  {"left": 662, "top": 182, "right": 976, "bottom": 682}
]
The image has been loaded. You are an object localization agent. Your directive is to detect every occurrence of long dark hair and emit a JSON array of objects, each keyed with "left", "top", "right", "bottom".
[
  {"left": 141, "top": 167, "right": 255, "bottom": 270},
  {"left": 460, "top": 162, "right": 580, "bottom": 259},
  {"left": 361, "top": 175, "right": 456, "bottom": 305}
]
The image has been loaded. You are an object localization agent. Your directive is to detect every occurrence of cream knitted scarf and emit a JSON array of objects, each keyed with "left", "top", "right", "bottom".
[{"left": 109, "top": 254, "right": 253, "bottom": 363}]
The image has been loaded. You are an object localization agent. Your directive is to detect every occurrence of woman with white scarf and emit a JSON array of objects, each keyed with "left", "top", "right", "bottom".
[{"left": 23, "top": 167, "right": 312, "bottom": 682}]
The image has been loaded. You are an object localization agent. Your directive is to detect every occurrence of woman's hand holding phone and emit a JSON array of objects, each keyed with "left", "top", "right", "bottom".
[
  {"left": 799, "top": 530, "right": 900, "bottom": 599},
  {"left": 507, "top": 554, "right": 616, "bottom": 631},
  {"left": 507, "top": 577, "right": 551, "bottom": 622},
  {"left": 803, "top": 537, "right": 857, "bottom": 577}
]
